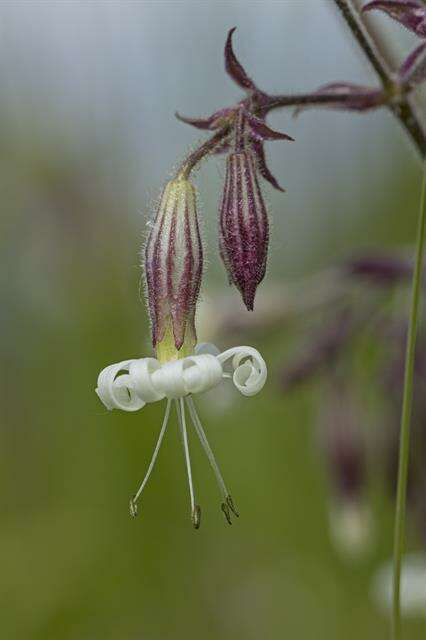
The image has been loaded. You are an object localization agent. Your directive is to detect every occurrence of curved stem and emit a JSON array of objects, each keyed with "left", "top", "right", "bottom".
[
  {"left": 177, "top": 126, "right": 229, "bottom": 179},
  {"left": 260, "top": 91, "right": 362, "bottom": 111},
  {"left": 392, "top": 160, "right": 426, "bottom": 640},
  {"left": 334, "top": 0, "right": 391, "bottom": 86}
]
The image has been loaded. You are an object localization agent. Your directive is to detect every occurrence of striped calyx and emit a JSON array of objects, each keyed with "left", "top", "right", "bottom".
[
  {"left": 219, "top": 149, "right": 269, "bottom": 310},
  {"left": 145, "top": 178, "right": 203, "bottom": 360}
]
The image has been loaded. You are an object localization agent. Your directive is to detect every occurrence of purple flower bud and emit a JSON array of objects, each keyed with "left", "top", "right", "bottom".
[
  {"left": 362, "top": 0, "right": 426, "bottom": 38},
  {"left": 219, "top": 148, "right": 269, "bottom": 311},
  {"left": 145, "top": 178, "right": 203, "bottom": 359}
]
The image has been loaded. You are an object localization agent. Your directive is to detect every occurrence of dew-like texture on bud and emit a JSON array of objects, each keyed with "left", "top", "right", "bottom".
[
  {"left": 145, "top": 178, "right": 203, "bottom": 354},
  {"left": 219, "top": 151, "right": 268, "bottom": 310}
]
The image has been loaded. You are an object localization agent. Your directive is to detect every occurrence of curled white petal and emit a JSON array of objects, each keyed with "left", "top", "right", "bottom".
[
  {"left": 96, "top": 344, "right": 267, "bottom": 412},
  {"left": 96, "top": 354, "right": 224, "bottom": 409},
  {"left": 217, "top": 346, "right": 267, "bottom": 396},
  {"left": 150, "top": 354, "right": 223, "bottom": 398},
  {"left": 96, "top": 360, "right": 145, "bottom": 412},
  {"left": 182, "top": 354, "right": 223, "bottom": 394},
  {"left": 128, "top": 358, "right": 165, "bottom": 403}
]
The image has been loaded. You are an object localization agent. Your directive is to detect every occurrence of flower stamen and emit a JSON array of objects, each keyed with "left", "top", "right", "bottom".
[
  {"left": 176, "top": 398, "right": 201, "bottom": 529},
  {"left": 130, "top": 399, "right": 172, "bottom": 517},
  {"left": 186, "top": 396, "right": 239, "bottom": 524}
]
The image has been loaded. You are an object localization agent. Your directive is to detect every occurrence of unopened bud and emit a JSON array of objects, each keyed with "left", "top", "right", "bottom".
[{"left": 219, "top": 150, "right": 269, "bottom": 310}]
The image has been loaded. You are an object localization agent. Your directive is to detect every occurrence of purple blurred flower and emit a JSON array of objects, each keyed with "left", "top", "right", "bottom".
[
  {"left": 363, "top": 1, "right": 426, "bottom": 38},
  {"left": 319, "top": 379, "right": 373, "bottom": 557},
  {"left": 345, "top": 254, "right": 413, "bottom": 283},
  {"left": 281, "top": 310, "right": 354, "bottom": 390},
  {"left": 321, "top": 380, "right": 366, "bottom": 503},
  {"left": 145, "top": 178, "right": 203, "bottom": 354}
]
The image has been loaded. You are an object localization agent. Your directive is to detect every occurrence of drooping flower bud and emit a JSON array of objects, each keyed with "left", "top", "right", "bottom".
[
  {"left": 218, "top": 109, "right": 291, "bottom": 310},
  {"left": 219, "top": 148, "right": 269, "bottom": 311},
  {"left": 145, "top": 177, "right": 202, "bottom": 361},
  {"left": 176, "top": 30, "right": 293, "bottom": 309}
]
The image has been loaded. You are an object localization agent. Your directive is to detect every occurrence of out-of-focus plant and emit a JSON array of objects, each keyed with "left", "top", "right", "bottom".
[{"left": 277, "top": 254, "right": 423, "bottom": 531}]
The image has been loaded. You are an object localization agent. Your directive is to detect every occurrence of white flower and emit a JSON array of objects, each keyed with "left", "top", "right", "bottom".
[
  {"left": 329, "top": 501, "right": 374, "bottom": 560},
  {"left": 96, "top": 344, "right": 267, "bottom": 528},
  {"left": 371, "top": 553, "right": 426, "bottom": 618}
]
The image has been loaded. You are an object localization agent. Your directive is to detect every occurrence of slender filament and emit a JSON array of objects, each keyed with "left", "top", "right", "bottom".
[
  {"left": 186, "top": 396, "right": 228, "bottom": 498},
  {"left": 176, "top": 398, "right": 200, "bottom": 528},
  {"left": 186, "top": 396, "right": 238, "bottom": 523},
  {"left": 130, "top": 399, "right": 171, "bottom": 514}
]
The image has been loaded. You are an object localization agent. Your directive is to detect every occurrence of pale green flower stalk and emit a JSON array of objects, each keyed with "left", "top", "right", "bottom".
[{"left": 392, "top": 159, "right": 426, "bottom": 640}]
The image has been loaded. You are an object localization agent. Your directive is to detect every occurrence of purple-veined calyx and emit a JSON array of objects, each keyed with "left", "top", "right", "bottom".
[
  {"left": 219, "top": 111, "right": 271, "bottom": 311},
  {"left": 145, "top": 177, "right": 202, "bottom": 359}
]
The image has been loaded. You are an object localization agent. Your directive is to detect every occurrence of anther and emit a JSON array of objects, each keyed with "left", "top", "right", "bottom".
[
  {"left": 129, "top": 497, "right": 138, "bottom": 518},
  {"left": 192, "top": 505, "right": 202, "bottom": 529},
  {"left": 226, "top": 495, "right": 239, "bottom": 517},
  {"left": 221, "top": 502, "right": 232, "bottom": 525}
]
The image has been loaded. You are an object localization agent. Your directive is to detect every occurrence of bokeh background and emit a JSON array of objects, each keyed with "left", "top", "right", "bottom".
[{"left": 1, "top": 1, "right": 426, "bottom": 639}]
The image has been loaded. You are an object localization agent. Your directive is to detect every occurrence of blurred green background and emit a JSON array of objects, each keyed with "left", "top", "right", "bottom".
[{"left": 1, "top": 1, "right": 425, "bottom": 639}]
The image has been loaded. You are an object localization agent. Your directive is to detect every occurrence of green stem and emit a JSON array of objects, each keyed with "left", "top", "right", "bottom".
[{"left": 392, "top": 160, "right": 426, "bottom": 640}]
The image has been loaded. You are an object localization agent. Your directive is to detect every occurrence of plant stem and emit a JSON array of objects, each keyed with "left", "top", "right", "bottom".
[
  {"left": 261, "top": 91, "right": 378, "bottom": 111},
  {"left": 391, "top": 160, "right": 426, "bottom": 640},
  {"left": 333, "top": 0, "right": 426, "bottom": 157},
  {"left": 334, "top": 0, "right": 391, "bottom": 85},
  {"left": 177, "top": 126, "right": 229, "bottom": 179}
]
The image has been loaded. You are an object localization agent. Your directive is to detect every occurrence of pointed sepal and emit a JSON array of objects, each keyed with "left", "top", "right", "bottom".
[
  {"left": 251, "top": 140, "right": 286, "bottom": 192},
  {"left": 362, "top": 1, "right": 426, "bottom": 38},
  {"left": 399, "top": 41, "right": 426, "bottom": 88},
  {"left": 225, "top": 27, "right": 258, "bottom": 92},
  {"left": 244, "top": 111, "right": 294, "bottom": 142},
  {"left": 175, "top": 107, "right": 233, "bottom": 131}
]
